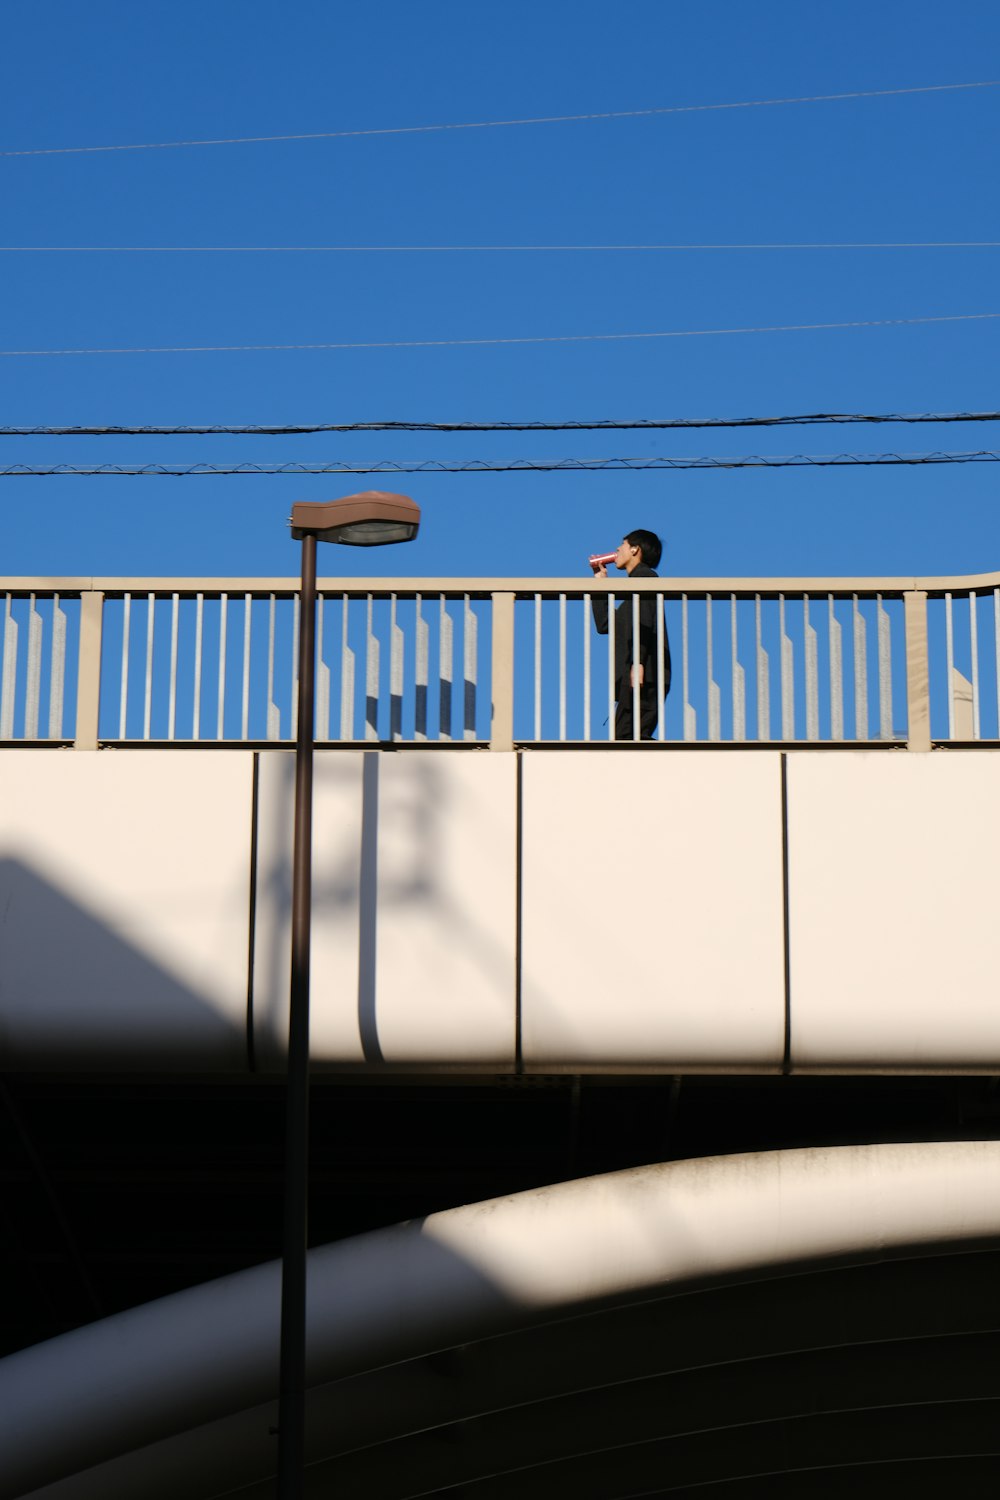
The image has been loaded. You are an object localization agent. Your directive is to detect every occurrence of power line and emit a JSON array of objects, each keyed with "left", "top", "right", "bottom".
[
  {"left": 4, "top": 412, "right": 1000, "bottom": 438},
  {"left": 3, "top": 81, "right": 996, "bottom": 157},
  {"left": 3, "top": 311, "right": 998, "bottom": 358},
  {"left": 2, "top": 452, "right": 997, "bottom": 477},
  {"left": 4, "top": 242, "right": 1000, "bottom": 253}
]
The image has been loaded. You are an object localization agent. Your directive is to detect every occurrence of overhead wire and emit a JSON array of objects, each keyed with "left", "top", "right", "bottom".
[
  {"left": 2, "top": 452, "right": 997, "bottom": 477},
  {"left": 3, "top": 412, "right": 999, "bottom": 438},
  {"left": 3, "top": 242, "right": 1000, "bottom": 252},
  {"left": 3, "top": 311, "right": 998, "bottom": 358},
  {"left": 3, "top": 80, "right": 997, "bottom": 157}
]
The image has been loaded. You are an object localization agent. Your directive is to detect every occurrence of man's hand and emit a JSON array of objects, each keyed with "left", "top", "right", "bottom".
[
  {"left": 629, "top": 664, "right": 645, "bottom": 688},
  {"left": 590, "top": 562, "right": 607, "bottom": 578}
]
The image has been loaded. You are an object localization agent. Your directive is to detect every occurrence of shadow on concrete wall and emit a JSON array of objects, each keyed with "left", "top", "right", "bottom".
[{"left": 0, "top": 857, "right": 243, "bottom": 1070}]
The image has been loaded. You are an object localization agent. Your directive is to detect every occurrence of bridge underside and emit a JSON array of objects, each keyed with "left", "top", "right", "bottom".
[
  {"left": 2, "top": 1141, "right": 1000, "bottom": 1498},
  {"left": 5, "top": 1070, "right": 1000, "bottom": 1359}
]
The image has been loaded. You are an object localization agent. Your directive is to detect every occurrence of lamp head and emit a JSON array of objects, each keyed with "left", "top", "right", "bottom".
[{"left": 290, "top": 491, "right": 420, "bottom": 546}]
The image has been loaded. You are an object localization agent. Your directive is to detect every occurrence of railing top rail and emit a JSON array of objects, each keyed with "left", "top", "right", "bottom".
[{"left": 2, "top": 569, "right": 1000, "bottom": 595}]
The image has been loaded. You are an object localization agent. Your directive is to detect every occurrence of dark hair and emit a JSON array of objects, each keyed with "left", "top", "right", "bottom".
[{"left": 625, "top": 528, "right": 662, "bottom": 569}]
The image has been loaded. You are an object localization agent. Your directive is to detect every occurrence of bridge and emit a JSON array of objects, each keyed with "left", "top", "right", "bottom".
[{"left": 2, "top": 571, "right": 999, "bottom": 1497}]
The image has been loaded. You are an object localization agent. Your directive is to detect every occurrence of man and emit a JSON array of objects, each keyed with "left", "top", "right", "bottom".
[{"left": 590, "top": 528, "right": 672, "bottom": 740}]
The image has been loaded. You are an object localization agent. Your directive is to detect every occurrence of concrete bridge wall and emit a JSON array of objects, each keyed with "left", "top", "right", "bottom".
[{"left": 1, "top": 748, "right": 997, "bottom": 1073}]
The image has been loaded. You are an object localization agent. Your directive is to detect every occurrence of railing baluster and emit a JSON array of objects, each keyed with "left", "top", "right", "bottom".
[
  {"left": 316, "top": 594, "right": 330, "bottom": 741},
  {"left": 583, "top": 592, "right": 591, "bottom": 742},
  {"left": 414, "top": 594, "right": 428, "bottom": 741},
  {"left": 631, "top": 594, "right": 641, "bottom": 741},
  {"left": 945, "top": 591, "right": 955, "bottom": 741},
  {"left": 216, "top": 593, "right": 228, "bottom": 740},
  {"left": 804, "top": 594, "right": 819, "bottom": 741},
  {"left": 25, "top": 594, "right": 42, "bottom": 740},
  {"left": 119, "top": 593, "right": 131, "bottom": 739},
  {"left": 853, "top": 595, "right": 868, "bottom": 741},
  {"left": 192, "top": 593, "right": 204, "bottom": 741},
  {"left": 439, "top": 595, "right": 453, "bottom": 742},
  {"left": 290, "top": 594, "right": 299, "bottom": 740},
  {"left": 391, "top": 594, "right": 404, "bottom": 742},
  {"left": 463, "top": 594, "right": 477, "bottom": 742},
  {"left": 877, "top": 593, "right": 892, "bottom": 740},
  {"left": 656, "top": 591, "right": 666, "bottom": 741},
  {"left": 780, "top": 594, "right": 794, "bottom": 741},
  {"left": 365, "top": 595, "right": 380, "bottom": 741},
  {"left": 969, "top": 591, "right": 981, "bottom": 740},
  {"left": 266, "top": 594, "right": 280, "bottom": 740},
  {"left": 828, "top": 596, "right": 844, "bottom": 741},
  {"left": 558, "top": 592, "right": 567, "bottom": 742},
  {"left": 607, "top": 592, "right": 616, "bottom": 741},
  {"left": 167, "top": 593, "right": 179, "bottom": 741},
  {"left": 143, "top": 592, "right": 155, "bottom": 741},
  {"left": 731, "top": 595, "right": 745, "bottom": 743},
  {"left": 241, "top": 593, "right": 251, "bottom": 741},
  {"left": 1, "top": 595, "right": 17, "bottom": 740},
  {"left": 534, "top": 593, "right": 543, "bottom": 741},
  {"left": 489, "top": 591, "right": 514, "bottom": 751},
  {"left": 706, "top": 594, "right": 721, "bottom": 742},
  {"left": 755, "top": 595, "right": 769, "bottom": 741},
  {"left": 904, "top": 590, "right": 930, "bottom": 752},
  {"left": 48, "top": 593, "right": 67, "bottom": 739},
  {"left": 682, "top": 594, "right": 696, "bottom": 741},
  {"left": 340, "top": 595, "right": 355, "bottom": 740}
]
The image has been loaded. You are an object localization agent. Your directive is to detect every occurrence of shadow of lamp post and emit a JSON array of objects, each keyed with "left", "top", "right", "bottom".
[{"left": 278, "top": 491, "right": 420, "bottom": 1499}]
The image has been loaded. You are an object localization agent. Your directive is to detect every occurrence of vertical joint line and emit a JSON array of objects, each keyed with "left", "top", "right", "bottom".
[
  {"left": 514, "top": 750, "right": 524, "bottom": 1075},
  {"left": 780, "top": 752, "right": 792, "bottom": 1075},
  {"left": 246, "top": 751, "right": 260, "bottom": 1073}
]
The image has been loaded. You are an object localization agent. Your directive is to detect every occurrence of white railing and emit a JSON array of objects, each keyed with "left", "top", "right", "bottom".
[{"left": 1, "top": 572, "right": 999, "bottom": 750}]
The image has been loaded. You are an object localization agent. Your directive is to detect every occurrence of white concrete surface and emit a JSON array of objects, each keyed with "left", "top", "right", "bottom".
[
  {"left": 520, "top": 752, "right": 787, "bottom": 1069},
  {"left": 0, "top": 752, "right": 254, "bottom": 1067},
  {"left": 787, "top": 751, "right": 1000, "bottom": 1070},
  {"left": 4, "top": 746, "right": 1000, "bottom": 1075}
]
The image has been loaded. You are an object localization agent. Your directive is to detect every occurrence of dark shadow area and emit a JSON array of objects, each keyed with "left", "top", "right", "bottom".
[
  {"left": 6, "top": 1208, "right": 1000, "bottom": 1498},
  {"left": 0, "top": 857, "right": 243, "bottom": 1070},
  {"left": 3, "top": 1071, "right": 1000, "bottom": 1366},
  {"left": 0, "top": 1208, "right": 517, "bottom": 1500},
  {"left": 283, "top": 1250, "right": 1000, "bottom": 1500}
]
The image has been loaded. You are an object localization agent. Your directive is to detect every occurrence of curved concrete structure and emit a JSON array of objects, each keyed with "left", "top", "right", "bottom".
[{"left": 3, "top": 1141, "right": 1000, "bottom": 1498}]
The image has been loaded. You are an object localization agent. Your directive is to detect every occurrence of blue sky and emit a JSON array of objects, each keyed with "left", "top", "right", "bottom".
[{"left": 2, "top": 0, "right": 997, "bottom": 581}]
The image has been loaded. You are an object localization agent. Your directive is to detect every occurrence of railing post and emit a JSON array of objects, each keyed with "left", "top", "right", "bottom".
[
  {"left": 74, "top": 590, "right": 105, "bottom": 750},
  {"left": 490, "top": 591, "right": 515, "bottom": 751},
  {"left": 904, "top": 589, "right": 931, "bottom": 752}
]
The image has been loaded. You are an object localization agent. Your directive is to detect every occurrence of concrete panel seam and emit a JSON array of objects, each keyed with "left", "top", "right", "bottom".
[
  {"left": 781, "top": 752, "right": 792, "bottom": 1075},
  {"left": 246, "top": 752, "right": 260, "bottom": 1074}
]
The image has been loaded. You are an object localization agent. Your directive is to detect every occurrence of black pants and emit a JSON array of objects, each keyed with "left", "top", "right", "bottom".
[{"left": 614, "top": 691, "right": 661, "bottom": 741}]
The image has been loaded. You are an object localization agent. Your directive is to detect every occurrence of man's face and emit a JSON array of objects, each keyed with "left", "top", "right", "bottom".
[{"left": 615, "top": 538, "right": 639, "bottom": 572}]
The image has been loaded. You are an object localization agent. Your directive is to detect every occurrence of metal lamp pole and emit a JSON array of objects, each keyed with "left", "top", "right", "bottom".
[
  {"left": 276, "top": 493, "right": 420, "bottom": 1500},
  {"left": 276, "top": 525, "right": 317, "bottom": 1500}
]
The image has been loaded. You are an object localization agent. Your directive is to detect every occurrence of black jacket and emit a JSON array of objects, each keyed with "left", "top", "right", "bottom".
[{"left": 591, "top": 564, "right": 672, "bottom": 697}]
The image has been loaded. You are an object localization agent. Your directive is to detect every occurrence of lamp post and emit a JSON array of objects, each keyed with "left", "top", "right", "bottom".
[{"left": 278, "top": 492, "right": 420, "bottom": 1500}]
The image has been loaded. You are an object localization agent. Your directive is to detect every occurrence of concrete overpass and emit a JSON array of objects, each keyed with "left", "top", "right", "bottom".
[{"left": 2, "top": 572, "right": 999, "bottom": 1497}]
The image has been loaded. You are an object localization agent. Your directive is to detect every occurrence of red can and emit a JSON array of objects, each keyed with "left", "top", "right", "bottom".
[{"left": 588, "top": 550, "right": 617, "bottom": 570}]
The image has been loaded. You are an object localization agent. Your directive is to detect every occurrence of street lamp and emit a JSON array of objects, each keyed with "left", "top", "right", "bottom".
[{"left": 278, "top": 491, "right": 420, "bottom": 1499}]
